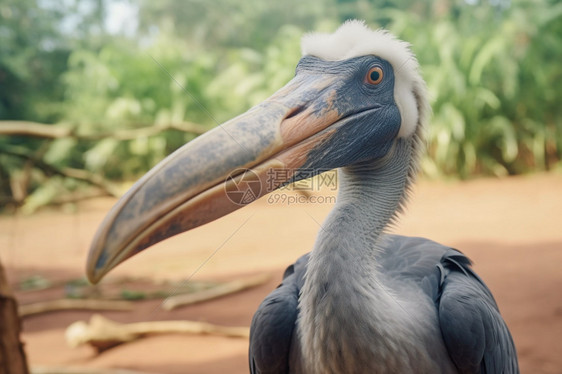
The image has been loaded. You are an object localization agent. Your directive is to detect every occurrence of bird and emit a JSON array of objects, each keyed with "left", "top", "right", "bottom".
[{"left": 86, "top": 20, "right": 519, "bottom": 374}]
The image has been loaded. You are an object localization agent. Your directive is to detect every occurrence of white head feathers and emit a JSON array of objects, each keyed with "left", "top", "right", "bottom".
[{"left": 301, "top": 20, "right": 429, "bottom": 138}]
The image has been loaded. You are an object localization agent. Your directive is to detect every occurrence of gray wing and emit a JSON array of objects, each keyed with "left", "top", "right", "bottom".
[
  {"left": 438, "top": 249, "right": 519, "bottom": 373},
  {"left": 249, "top": 254, "right": 308, "bottom": 374},
  {"left": 379, "top": 235, "right": 518, "bottom": 373}
]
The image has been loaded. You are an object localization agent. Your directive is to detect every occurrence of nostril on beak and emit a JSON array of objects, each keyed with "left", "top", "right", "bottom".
[{"left": 285, "top": 106, "right": 306, "bottom": 120}]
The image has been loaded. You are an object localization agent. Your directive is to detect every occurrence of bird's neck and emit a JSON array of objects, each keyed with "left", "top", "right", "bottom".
[
  {"left": 297, "top": 139, "right": 415, "bottom": 373},
  {"left": 306, "top": 138, "right": 414, "bottom": 282}
]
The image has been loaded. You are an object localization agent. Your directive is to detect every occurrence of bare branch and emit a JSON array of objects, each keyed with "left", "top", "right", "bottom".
[
  {"left": 162, "top": 273, "right": 271, "bottom": 311},
  {"left": 0, "top": 121, "right": 71, "bottom": 139},
  {"left": 66, "top": 314, "right": 249, "bottom": 352},
  {"left": 0, "top": 121, "right": 209, "bottom": 140},
  {"left": 19, "top": 299, "right": 133, "bottom": 318},
  {"left": 1, "top": 147, "right": 121, "bottom": 197}
]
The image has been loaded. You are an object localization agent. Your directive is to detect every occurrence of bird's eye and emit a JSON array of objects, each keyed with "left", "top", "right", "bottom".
[{"left": 366, "top": 66, "right": 384, "bottom": 85}]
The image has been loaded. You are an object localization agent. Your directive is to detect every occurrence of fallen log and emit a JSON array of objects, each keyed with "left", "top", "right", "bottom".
[
  {"left": 19, "top": 299, "right": 133, "bottom": 318},
  {"left": 162, "top": 273, "right": 271, "bottom": 310},
  {"left": 66, "top": 314, "right": 249, "bottom": 352}
]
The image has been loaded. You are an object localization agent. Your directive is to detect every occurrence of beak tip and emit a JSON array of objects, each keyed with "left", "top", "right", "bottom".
[
  {"left": 85, "top": 267, "right": 101, "bottom": 284},
  {"left": 86, "top": 247, "right": 110, "bottom": 284}
]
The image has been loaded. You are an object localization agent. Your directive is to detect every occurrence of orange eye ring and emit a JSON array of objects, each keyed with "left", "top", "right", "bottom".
[{"left": 366, "top": 66, "right": 384, "bottom": 85}]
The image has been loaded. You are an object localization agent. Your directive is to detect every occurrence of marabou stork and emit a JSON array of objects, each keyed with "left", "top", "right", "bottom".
[{"left": 86, "top": 21, "right": 519, "bottom": 373}]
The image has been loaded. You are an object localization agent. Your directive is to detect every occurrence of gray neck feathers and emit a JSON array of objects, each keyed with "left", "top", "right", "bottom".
[{"left": 297, "top": 138, "right": 420, "bottom": 373}]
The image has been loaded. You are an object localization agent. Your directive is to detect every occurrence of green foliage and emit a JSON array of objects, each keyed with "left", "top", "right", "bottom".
[
  {"left": 120, "top": 289, "right": 147, "bottom": 300},
  {"left": 400, "top": 0, "right": 562, "bottom": 177},
  {"left": 0, "top": 0, "right": 105, "bottom": 121},
  {"left": 0, "top": 0, "right": 561, "bottom": 211},
  {"left": 60, "top": 32, "right": 218, "bottom": 178}
]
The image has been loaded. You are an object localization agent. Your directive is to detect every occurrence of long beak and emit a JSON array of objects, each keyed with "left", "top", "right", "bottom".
[{"left": 86, "top": 72, "right": 343, "bottom": 283}]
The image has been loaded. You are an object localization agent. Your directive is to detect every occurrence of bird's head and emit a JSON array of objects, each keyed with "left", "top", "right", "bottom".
[{"left": 86, "top": 20, "right": 429, "bottom": 283}]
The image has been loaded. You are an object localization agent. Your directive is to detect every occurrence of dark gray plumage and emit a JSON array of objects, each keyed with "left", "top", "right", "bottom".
[
  {"left": 250, "top": 235, "right": 518, "bottom": 374},
  {"left": 249, "top": 254, "right": 308, "bottom": 374}
]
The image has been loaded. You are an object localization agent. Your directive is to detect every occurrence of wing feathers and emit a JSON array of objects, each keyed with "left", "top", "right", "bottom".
[
  {"left": 249, "top": 254, "right": 308, "bottom": 374},
  {"left": 438, "top": 250, "right": 519, "bottom": 373}
]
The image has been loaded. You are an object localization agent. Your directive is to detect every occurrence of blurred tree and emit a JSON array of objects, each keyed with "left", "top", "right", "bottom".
[
  {"left": 0, "top": 0, "right": 106, "bottom": 121},
  {"left": 137, "top": 0, "right": 336, "bottom": 51},
  {"left": 0, "top": 0, "right": 561, "bottom": 212},
  {"left": 59, "top": 30, "right": 218, "bottom": 179},
  {"left": 505, "top": 0, "right": 562, "bottom": 173},
  {"left": 0, "top": 0, "right": 108, "bottom": 209}
]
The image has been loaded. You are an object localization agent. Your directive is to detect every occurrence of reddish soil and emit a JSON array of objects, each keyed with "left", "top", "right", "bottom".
[{"left": 1, "top": 173, "right": 561, "bottom": 374}]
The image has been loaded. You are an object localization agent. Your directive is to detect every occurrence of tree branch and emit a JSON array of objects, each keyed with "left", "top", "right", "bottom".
[
  {"left": 0, "top": 120, "right": 209, "bottom": 140},
  {"left": 1, "top": 146, "right": 121, "bottom": 198},
  {"left": 162, "top": 273, "right": 271, "bottom": 311},
  {"left": 19, "top": 299, "right": 133, "bottom": 318},
  {"left": 66, "top": 314, "right": 249, "bottom": 352},
  {"left": 0, "top": 122, "right": 71, "bottom": 139}
]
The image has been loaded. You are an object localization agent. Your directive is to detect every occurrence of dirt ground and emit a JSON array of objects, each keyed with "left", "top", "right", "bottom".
[{"left": 1, "top": 173, "right": 561, "bottom": 374}]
